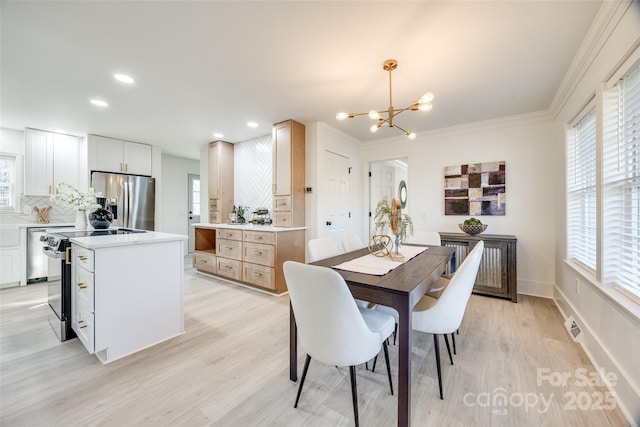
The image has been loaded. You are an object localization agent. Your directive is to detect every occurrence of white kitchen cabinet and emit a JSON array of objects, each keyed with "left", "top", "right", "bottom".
[
  {"left": 24, "top": 128, "right": 80, "bottom": 196},
  {"left": 0, "top": 247, "right": 20, "bottom": 288},
  {"left": 71, "top": 238, "right": 184, "bottom": 364},
  {"left": 89, "top": 134, "right": 152, "bottom": 176}
]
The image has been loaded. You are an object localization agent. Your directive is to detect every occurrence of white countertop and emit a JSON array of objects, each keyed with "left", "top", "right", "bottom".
[
  {"left": 192, "top": 222, "right": 306, "bottom": 232},
  {"left": 13, "top": 222, "right": 74, "bottom": 228},
  {"left": 69, "top": 231, "right": 187, "bottom": 249}
]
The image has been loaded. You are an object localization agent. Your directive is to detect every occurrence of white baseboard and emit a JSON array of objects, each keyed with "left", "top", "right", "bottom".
[
  {"left": 554, "top": 285, "right": 640, "bottom": 427},
  {"left": 518, "top": 279, "right": 554, "bottom": 299}
]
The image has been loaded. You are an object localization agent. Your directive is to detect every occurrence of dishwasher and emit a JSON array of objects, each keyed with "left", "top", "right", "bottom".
[{"left": 26, "top": 228, "right": 61, "bottom": 283}]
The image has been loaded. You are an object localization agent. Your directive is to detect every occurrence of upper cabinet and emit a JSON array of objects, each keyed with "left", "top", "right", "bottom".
[
  {"left": 272, "top": 120, "right": 305, "bottom": 227},
  {"left": 208, "top": 141, "right": 234, "bottom": 223},
  {"left": 89, "top": 134, "right": 152, "bottom": 176},
  {"left": 24, "top": 128, "right": 80, "bottom": 196}
]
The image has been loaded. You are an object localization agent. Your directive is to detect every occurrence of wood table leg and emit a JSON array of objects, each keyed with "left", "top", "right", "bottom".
[
  {"left": 289, "top": 302, "right": 298, "bottom": 381},
  {"left": 396, "top": 296, "right": 412, "bottom": 427}
]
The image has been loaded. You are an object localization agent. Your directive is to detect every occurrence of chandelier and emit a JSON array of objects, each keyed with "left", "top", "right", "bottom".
[{"left": 336, "top": 59, "right": 434, "bottom": 140}]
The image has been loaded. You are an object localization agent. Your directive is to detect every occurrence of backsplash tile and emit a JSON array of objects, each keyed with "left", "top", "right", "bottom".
[
  {"left": 21, "top": 195, "right": 74, "bottom": 222},
  {"left": 234, "top": 135, "right": 272, "bottom": 217}
]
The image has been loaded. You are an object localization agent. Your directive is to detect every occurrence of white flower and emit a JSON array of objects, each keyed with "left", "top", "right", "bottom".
[{"left": 50, "top": 183, "right": 102, "bottom": 211}]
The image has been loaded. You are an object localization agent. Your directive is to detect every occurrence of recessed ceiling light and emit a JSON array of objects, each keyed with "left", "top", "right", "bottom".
[
  {"left": 247, "top": 122, "right": 258, "bottom": 128},
  {"left": 114, "top": 73, "right": 135, "bottom": 84},
  {"left": 213, "top": 132, "right": 224, "bottom": 138},
  {"left": 90, "top": 99, "right": 109, "bottom": 107}
]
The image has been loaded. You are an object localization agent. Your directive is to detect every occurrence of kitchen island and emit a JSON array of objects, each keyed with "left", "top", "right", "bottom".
[
  {"left": 69, "top": 230, "right": 187, "bottom": 364},
  {"left": 192, "top": 223, "right": 305, "bottom": 294}
]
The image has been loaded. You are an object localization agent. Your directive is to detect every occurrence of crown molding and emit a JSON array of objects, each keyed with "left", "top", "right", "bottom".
[{"left": 549, "top": 0, "right": 633, "bottom": 119}]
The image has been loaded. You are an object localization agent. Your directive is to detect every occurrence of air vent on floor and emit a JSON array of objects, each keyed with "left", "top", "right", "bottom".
[{"left": 564, "top": 316, "right": 583, "bottom": 342}]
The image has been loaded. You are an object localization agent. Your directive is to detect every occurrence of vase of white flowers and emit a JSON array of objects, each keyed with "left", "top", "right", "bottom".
[{"left": 49, "top": 183, "right": 101, "bottom": 230}]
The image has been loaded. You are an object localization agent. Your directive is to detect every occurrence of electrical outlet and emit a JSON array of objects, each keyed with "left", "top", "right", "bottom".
[{"left": 575, "top": 278, "right": 581, "bottom": 295}]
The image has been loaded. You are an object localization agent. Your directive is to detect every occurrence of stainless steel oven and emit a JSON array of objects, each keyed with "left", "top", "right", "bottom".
[{"left": 42, "top": 228, "right": 147, "bottom": 341}]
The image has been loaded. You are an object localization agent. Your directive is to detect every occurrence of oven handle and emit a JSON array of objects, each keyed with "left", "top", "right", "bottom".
[{"left": 42, "top": 246, "right": 65, "bottom": 259}]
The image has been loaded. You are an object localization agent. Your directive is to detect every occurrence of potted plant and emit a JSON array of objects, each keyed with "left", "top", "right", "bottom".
[{"left": 372, "top": 196, "right": 414, "bottom": 244}]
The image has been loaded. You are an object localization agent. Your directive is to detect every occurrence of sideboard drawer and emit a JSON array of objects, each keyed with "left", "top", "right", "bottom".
[
  {"left": 209, "top": 198, "right": 220, "bottom": 211},
  {"left": 217, "top": 258, "right": 241, "bottom": 281},
  {"left": 243, "top": 230, "right": 275, "bottom": 245},
  {"left": 243, "top": 263, "right": 275, "bottom": 290},
  {"left": 209, "top": 211, "right": 221, "bottom": 223},
  {"left": 217, "top": 239, "right": 243, "bottom": 260},
  {"left": 193, "top": 252, "right": 216, "bottom": 274},
  {"left": 217, "top": 229, "right": 242, "bottom": 241},
  {"left": 273, "top": 195, "right": 292, "bottom": 211},
  {"left": 243, "top": 242, "right": 275, "bottom": 267},
  {"left": 272, "top": 212, "right": 292, "bottom": 227}
]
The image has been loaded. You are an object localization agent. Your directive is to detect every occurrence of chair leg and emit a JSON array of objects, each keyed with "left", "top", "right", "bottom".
[
  {"left": 371, "top": 355, "right": 378, "bottom": 373},
  {"left": 433, "top": 334, "right": 443, "bottom": 400},
  {"left": 393, "top": 323, "right": 398, "bottom": 345},
  {"left": 383, "top": 340, "right": 394, "bottom": 395},
  {"left": 451, "top": 332, "right": 456, "bottom": 355},
  {"left": 443, "top": 334, "right": 454, "bottom": 366},
  {"left": 349, "top": 365, "right": 360, "bottom": 427},
  {"left": 294, "top": 354, "right": 312, "bottom": 408}
]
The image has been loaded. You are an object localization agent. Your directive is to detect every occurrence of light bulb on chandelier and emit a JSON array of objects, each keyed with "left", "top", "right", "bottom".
[{"left": 336, "top": 59, "right": 434, "bottom": 139}]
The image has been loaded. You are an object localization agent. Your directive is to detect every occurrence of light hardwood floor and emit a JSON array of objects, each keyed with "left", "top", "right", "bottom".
[{"left": 0, "top": 258, "right": 630, "bottom": 426}]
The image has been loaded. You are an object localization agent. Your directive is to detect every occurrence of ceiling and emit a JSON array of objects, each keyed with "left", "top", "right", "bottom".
[{"left": 1, "top": 1, "right": 603, "bottom": 160}]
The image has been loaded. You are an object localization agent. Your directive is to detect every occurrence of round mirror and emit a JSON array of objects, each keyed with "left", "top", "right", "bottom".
[{"left": 398, "top": 180, "right": 407, "bottom": 208}]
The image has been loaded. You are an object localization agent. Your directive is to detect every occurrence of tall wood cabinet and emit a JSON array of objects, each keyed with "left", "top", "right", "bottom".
[
  {"left": 208, "top": 141, "right": 234, "bottom": 223},
  {"left": 24, "top": 128, "right": 80, "bottom": 196},
  {"left": 272, "top": 120, "right": 305, "bottom": 227},
  {"left": 439, "top": 232, "right": 518, "bottom": 302}
]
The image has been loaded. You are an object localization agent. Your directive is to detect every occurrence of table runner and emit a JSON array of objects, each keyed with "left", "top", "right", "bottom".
[{"left": 332, "top": 245, "right": 428, "bottom": 275}]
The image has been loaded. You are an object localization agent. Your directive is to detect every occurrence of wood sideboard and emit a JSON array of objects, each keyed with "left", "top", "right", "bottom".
[{"left": 439, "top": 232, "right": 518, "bottom": 302}]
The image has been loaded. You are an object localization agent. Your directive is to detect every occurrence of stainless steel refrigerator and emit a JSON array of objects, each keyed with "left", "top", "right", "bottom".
[{"left": 91, "top": 172, "right": 155, "bottom": 231}]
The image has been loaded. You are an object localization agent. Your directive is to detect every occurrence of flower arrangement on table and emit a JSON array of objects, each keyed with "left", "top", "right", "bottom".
[
  {"left": 371, "top": 196, "right": 413, "bottom": 261},
  {"left": 49, "top": 182, "right": 101, "bottom": 211}
]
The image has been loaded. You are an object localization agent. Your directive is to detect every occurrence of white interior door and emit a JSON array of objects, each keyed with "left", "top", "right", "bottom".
[
  {"left": 369, "top": 161, "right": 395, "bottom": 235},
  {"left": 187, "top": 174, "right": 201, "bottom": 253},
  {"left": 323, "top": 150, "right": 350, "bottom": 248}
]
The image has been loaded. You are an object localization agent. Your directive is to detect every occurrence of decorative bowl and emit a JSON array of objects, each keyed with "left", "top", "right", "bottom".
[{"left": 459, "top": 223, "right": 488, "bottom": 235}]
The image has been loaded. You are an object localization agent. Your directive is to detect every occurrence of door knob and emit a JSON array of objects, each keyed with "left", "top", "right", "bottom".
[{"left": 326, "top": 221, "right": 332, "bottom": 226}]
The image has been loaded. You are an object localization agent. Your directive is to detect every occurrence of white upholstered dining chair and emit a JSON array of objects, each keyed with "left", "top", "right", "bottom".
[
  {"left": 308, "top": 237, "right": 369, "bottom": 309},
  {"left": 340, "top": 233, "right": 366, "bottom": 253},
  {"left": 412, "top": 240, "right": 484, "bottom": 399},
  {"left": 283, "top": 261, "right": 395, "bottom": 427}
]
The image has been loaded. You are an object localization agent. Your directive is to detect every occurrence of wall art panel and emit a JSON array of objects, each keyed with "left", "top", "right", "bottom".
[{"left": 444, "top": 161, "right": 505, "bottom": 215}]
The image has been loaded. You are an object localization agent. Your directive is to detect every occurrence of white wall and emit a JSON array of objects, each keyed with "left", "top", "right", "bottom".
[
  {"left": 159, "top": 153, "right": 199, "bottom": 253},
  {"left": 357, "top": 113, "right": 557, "bottom": 298},
  {"left": 552, "top": 2, "right": 640, "bottom": 424}
]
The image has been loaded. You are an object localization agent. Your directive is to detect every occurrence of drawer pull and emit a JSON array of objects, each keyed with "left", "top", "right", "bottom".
[
  {"left": 79, "top": 324, "right": 88, "bottom": 329},
  {"left": 254, "top": 272, "right": 263, "bottom": 277},
  {"left": 77, "top": 283, "right": 87, "bottom": 289},
  {"left": 201, "top": 259, "right": 208, "bottom": 263},
  {"left": 77, "top": 255, "right": 88, "bottom": 261},
  {"left": 255, "top": 251, "right": 263, "bottom": 255}
]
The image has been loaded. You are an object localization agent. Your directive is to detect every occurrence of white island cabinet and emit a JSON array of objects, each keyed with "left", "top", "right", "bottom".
[{"left": 70, "top": 231, "right": 186, "bottom": 364}]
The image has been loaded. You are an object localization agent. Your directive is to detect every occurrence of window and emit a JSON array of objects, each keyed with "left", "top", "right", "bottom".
[
  {"left": 603, "top": 59, "right": 640, "bottom": 295},
  {"left": 567, "top": 107, "right": 597, "bottom": 272},
  {"left": 0, "top": 155, "right": 16, "bottom": 210},
  {"left": 192, "top": 178, "right": 200, "bottom": 216}
]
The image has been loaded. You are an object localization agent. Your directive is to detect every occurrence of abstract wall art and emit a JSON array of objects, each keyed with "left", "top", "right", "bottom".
[{"left": 444, "top": 161, "right": 506, "bottom": 216}]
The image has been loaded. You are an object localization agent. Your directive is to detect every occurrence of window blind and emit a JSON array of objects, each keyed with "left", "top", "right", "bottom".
[
  {"left": 0, "top": 155, "right": 16, "bottom": 209},
  {"left": 567, "top": 107, "right": 597, "bottom": 272},
  {"left": 603, "top": 59, "right": 640, "bottom": 294}
]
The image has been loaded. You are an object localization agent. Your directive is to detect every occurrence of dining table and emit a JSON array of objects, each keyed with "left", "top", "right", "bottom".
[{"left": 289, "top": 244, "right": 455, "bottom": 427}]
